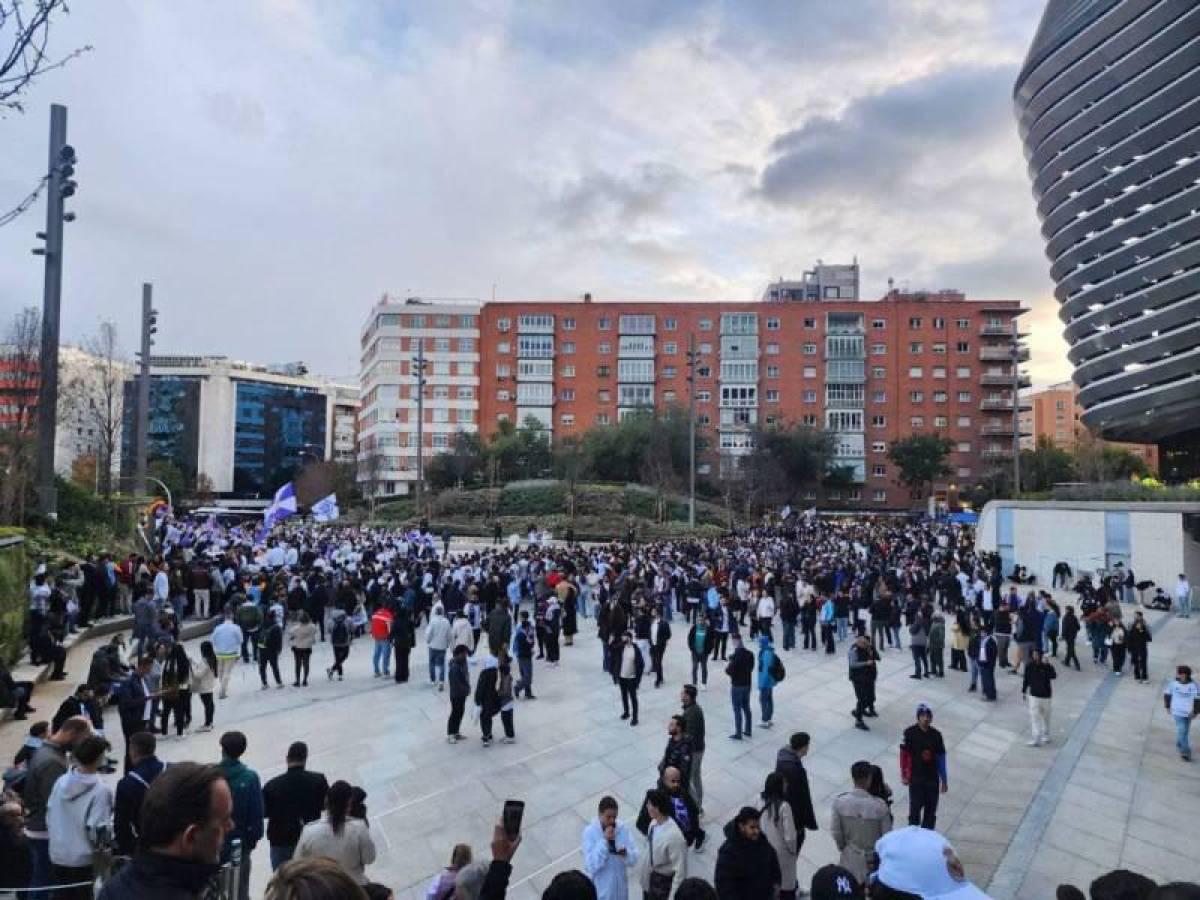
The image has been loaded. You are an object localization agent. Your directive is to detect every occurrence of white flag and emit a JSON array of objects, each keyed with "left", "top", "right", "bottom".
[{"left": 312, "top": 493, "right": 339, "bottom": 523}]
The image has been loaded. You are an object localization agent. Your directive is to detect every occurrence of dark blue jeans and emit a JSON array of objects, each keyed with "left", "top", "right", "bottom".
[
  {"left": 782, "top": 620, "right": 796, "bottom": 650},
  {"left": 28, "top": 836, "right": 50, "bottom": 900},
  {"left": 731, "top": 686, "right": 752, "bottom": 736},
  {"left": 270, "top": 845, "right": 295, "bottom": 871},
  {"left": 759, "top": 687, "right": 774, "bottom": 724},
  {"left": 517, "top": 657, "right": 533, "bottom": 697}
]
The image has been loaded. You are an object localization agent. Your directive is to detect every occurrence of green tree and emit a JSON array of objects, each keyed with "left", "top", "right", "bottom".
[
  {"left": 147, "top": 459, "right": 187, "bottom": 503},
  {"left": 734, "top": 422, "right": 834, "bottom": 515},
  {"left": 1020, "top": 436, "right": 1077, "bottom": 492},
  {"left": 887, "top": 434, "right": 954, "bottom": 501},
  {"left": 426, "top": 432, "right": 484, "bottom": 490}
]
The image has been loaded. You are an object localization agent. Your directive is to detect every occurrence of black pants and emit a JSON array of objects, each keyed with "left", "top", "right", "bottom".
[
  {"left": 802, "top": 621, "right": 817, "bottom": 649},
  {"left": 690, "top": 653, "right": 708, "bottom": 686},
  {"left": 545, "top": 630, "right": 560, "bottom": 663},
  {"left": 160, "top": 689, "right": 191, "bottom": 735},
  {"left": 51, "top": 862, "right": 94, "bottom": 900},
  {"left": 481, "top": 709, "right": 515, "bottom": 741},
  {"left": 821, "top": 624, "right": 836, "bottom": 653},
  {"left": 330, "top": 645, "right": 349, "bottom": 677},
  {"left": 711, "top": 633, "right": 728, "bottom": 661},
  {"left": 394, "top": 646, "right": 410, "bottom": 682},
  {"left": 950, "top": 648, "right": 966, "bottom": 671},
  {"left": 651, "top": 647, "right": 665, "bottom": 686},
  {"left": 448, "top": 695, "right": 466, "bottom": 736},
  {"left": 1063, "top": 638, "right": 1080, "bottom": 669},
  {"left": 911, "top": 646, "right": 928, "bottom": 677},
  {"left": 908, "top": 780, "right": 940, "bottom": 829},
  {"left": 259, "top": 653, "right": 282, "bottom": 686},
  {"left": 852, "top": 680, "right": 871, "bottom": 721},
  {"left": 292, "top": 648, "right": 311, "bottom": 684},
  {"left": 199, "top": 692, "right": 215, "bottom": 727},
  {"left": 619, "top": 678, "right": 639, "bottom": 722},
  {"left": 1131, "top": 646, "right": 1148, "bottom": 680},
  {"left": 1046, "top": 633, "right": 1058, "bottom": 657},
  {"left": 242, "top": 629, "right": 259, "bottom": 662},
  {"left": 1111, "top": 644, "right": 1126, "bottom": 673}
]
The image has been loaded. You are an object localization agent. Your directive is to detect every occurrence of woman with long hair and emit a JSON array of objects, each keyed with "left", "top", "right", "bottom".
[
  {"left": 159, "top": 642, "right": 192, "bottom": 737},
  {"left": 288, "top": 611, "right": 319, "bottom": 687},
  {"left": 193, "top": 640, "right": 219, "bottom": 731},
  {"left": 294, "top": 780, "right": 377, "bottom": 884},
  {"left": 759, "top": 772, "right": 798, "bottom": 900}
]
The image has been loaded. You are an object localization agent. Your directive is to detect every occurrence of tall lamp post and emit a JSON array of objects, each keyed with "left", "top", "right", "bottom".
[
  {"left": 412, "top": 339, "right": 427, "bottom": 520},
  {"left": 686, "top": 333, "right": 697, "bottom": 528}
]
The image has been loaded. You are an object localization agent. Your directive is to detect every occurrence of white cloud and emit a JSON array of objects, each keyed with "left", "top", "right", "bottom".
[{"left": 0, "top": 0, "right": 1067, "bottom": 382}]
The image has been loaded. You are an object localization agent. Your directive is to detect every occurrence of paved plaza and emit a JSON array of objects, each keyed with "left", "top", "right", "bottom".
[{"left": 3, "top": 586, "right": 1198, "bottom": 899}]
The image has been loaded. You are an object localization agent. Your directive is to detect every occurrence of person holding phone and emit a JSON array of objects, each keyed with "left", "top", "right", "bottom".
[{"left": 582, "top": 796, "right": 639, "bottom": 900}]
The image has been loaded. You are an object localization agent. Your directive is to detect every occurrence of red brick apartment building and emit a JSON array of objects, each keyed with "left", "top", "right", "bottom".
[{"left": 473, "top": 290, "right": 1026, "bottom": 509}]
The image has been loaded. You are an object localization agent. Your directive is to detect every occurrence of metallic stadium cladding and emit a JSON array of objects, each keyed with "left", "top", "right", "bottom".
[{"left": 1013, "top": 0, "right": 1200, "bottom": 470}]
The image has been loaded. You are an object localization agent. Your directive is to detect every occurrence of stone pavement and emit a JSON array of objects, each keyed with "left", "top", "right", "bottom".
[{"left": 2, "top": 596, "right": 1197, "bottom": 898}]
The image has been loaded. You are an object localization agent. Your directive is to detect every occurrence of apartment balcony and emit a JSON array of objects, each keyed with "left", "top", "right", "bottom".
[
  {"left": 980, "top": 323, "right": 1014, "bottom": 336},
  {"left": 980, "top": 422, "right": 1030, "bottom": 437},
  {"left": 980, "top": 371, "right": 1032, "bottom": 388},
  {"left": 979, "top": 346, "right": 1030, "bottom": 362},
  {"left": 980, "top": 397, "right": 1032, "bottom": 412},
  {"left": 981, "top": 447, "right": 1015, "bottom": 460}
]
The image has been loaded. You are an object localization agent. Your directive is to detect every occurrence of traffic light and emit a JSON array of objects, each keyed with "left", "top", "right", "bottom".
[{"left": 58, "top": 144, "right": 77, "bottom": 200}]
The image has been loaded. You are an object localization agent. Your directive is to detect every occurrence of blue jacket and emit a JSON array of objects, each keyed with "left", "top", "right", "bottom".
[{"left": 757, "top": 637, "right": 777, "bottom": 690}]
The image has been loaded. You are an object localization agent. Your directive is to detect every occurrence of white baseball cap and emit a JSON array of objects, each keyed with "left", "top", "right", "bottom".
[{"left": 874, "top": 827, "right": 992, "bottom": 899}]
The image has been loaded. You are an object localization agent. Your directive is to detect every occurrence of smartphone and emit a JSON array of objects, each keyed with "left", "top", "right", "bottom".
[{"left": 502, "top": 799, "right": 525, "bottom": 839}]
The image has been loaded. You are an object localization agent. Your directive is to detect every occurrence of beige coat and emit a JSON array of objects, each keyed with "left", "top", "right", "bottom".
[
  {"left": 760, "top": 800, "right": 798, "bottom": 893},
  {"left": 639, "top": 816, "right": 688, "bottom": 899},
  {"left": 295, "top": 815, "right": 377, "bottom": 884},
  {"left": 829, "top": 788, "right": 892, "bottom": 882}
]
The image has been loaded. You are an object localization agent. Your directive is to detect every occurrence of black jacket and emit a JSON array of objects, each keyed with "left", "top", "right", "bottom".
[
  {"left": 262, "top": 766, "right": 329, "bottom": 847},
  {"left": 97, "top": 851, "right": 223, "bottom": 900},
  {"left": 714, "top": 817, "right": 782, "bottom": 900},
  {"left": 636, "top": 781, "right": 702, "bottom": 844},
  {"left": 610, "top": 641, "right": 645, "bottom": 685},
  {"left": 651, "top": 620, "right": 672, "bottom": 652},
  {"left": 118, "top": 672, "right": 153, "bottom": 730},
  {"left": 1022, "top": 662, "right": 1056, "bottom": 699},
  {"left": 52, "top": 695, "right": 103, "bottom": 732},
  {"left": 774, "top": 747, "right": 818, "bottom": 833},
  {"left": 686, "top": 624, "right": 715, "bottom": 658},
  {"left": 658, "top": 735, "right": 693, "bottom": 782},
  {"left": 725, "top": 647, "right": 754, "bottom": 687},
  {"left": 114, "top": 756, "right": 167, "bottom": 854}
]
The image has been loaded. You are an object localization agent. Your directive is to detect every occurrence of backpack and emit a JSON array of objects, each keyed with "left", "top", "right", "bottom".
[
  {"left": 331, "top": 619, "right": 349, "bottom": 645},
  {"left": 768, "top": 653, "right": 786, "bottom": 683}
]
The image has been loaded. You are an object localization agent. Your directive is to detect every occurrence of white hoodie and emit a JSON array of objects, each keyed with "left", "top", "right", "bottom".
[{"left": 47, "top": 768, "right": 114, "bottom": 867}]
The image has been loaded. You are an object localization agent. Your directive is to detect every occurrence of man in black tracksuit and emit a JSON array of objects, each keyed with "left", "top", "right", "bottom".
[
  {"left": 900, "top": 703, "right": 948, "bottom": 829},
  {"left": 261, "top": 741, "right": 329, "bottom": 870}
]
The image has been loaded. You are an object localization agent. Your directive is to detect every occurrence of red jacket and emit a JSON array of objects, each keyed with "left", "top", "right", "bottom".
[{"left": 370, "top": 608, "right": 393, "bottom": 640}]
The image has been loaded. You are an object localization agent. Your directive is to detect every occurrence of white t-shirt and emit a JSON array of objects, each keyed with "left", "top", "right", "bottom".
[{"left": 1166, "top": 679, "right": 1199, "bottom": 718}]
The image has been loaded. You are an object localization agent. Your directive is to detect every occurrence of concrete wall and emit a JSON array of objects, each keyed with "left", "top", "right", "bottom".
[
  {"left": 199, "top": 376, "right": 236, "bottom": 492},
  {"left": 977, "top": 501, "right": 1200, "bottom": 592}
]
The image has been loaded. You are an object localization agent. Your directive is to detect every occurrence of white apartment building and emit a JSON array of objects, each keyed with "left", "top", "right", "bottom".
[
  {"left": 358, "top": 295, "right": 481, "bottom": 497},
  {"left": 56, "top": 345, "right": 131, "bottom": 480}
]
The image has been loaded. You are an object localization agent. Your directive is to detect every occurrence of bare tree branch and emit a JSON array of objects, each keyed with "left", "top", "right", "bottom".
[
  {"left": 60, "top": 321, "right": 126, "bottom": 496},
  {"left": 0, "top": 0, "right": 92, "bottom": 115}
]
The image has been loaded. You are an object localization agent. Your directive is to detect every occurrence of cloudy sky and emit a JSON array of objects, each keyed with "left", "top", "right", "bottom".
[{"left": 0, "top": 0, "right": 1068, "bottom": 385}]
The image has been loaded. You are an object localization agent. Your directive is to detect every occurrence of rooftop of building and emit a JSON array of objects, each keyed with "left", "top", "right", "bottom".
[{"left": 144, "top": 354, "right": 355, "bottom": 392}]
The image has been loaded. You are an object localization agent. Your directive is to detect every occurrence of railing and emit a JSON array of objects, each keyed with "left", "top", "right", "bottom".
[{"left": 980, "top": 324, "right": 1014, "bottom": 336}]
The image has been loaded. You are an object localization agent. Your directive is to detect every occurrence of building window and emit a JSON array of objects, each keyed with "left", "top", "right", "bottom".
[
  {"left": 699, "top": 319, "right": 713, "bottom": 331},
  {"left": 932, "top": 317, "right": 945, "bottom": 329},
  {"left": 598, "top": 389, "right": 610, "bottom": 402},
  {"left": 598, "top": 317, "right": 611, "bottom": 330},
  {"left": 932, "top": 342, "right": 946, "bottom": 354},
  {"left": 432, "top": 361, "right": 451, "bottom": 376},
  {"left": 457, "top": 387, "right": 474, "bottom": 400},
  {"left": 957, "top": 415, "right": 971, "bottom": 427},
  {"left": 804, "top": 390, "right": 817, "bottom": 403},
  {"left": 497, "top": 341, "right": 510, "bottom": 354},
  {"left": 957, "top": 391, "right": 971, "bottom": 402},
  {"left": 872, "top": 319, "right": 885, "bottom": 329},
  {"left": 517, "top": 335, "right": 554, "bottom": 357},
  {"left": 664, "top": 318, "right": 678, "bottom": 331},
  {"left": 764, "top": 342, "right": 778, "bottom": 355},
  {"left": 872, "top": 464, "right": 886, "bottom": 477},
  {"left": 518, "top": 313, "right": 554, "bottom": 331},
  {"left": 431, "top": 433, "right": 449, "bottom": 449},
  {"left": 871, "top": 415, "right": 886, "bottom": 427},
  {"left": 455, "top": 338, "right": 473, "bottom": 353},
  {"left": 663, "top": 390, "right": 676, "bottom": 402},
  {"left": 496, "top": 364, "right": 511, "bottom": 378},
  {"left": 804, "top": 318, "right": 816, "bottom": 329},
  {"left": 496, "top": 318, "right": 511, "bottom": 332},
  {"left": 872, "top": 391, "right": 886, "bottom": 403},
  {"left": 561, "top": 341, "right": 576, "bottom": 354},
  {"left": 803, "top": 366, "right": 817, "bottom": 378},
  {"left": 617, "top": 358, "right": 655, "bottom": 381},
  {"left": 766, "top": 389, "right": 780, "bottom": 402},
  {"left": 432, "top": 408, "right": 450, "bottom": 424},
  {"left": 911, "top": 416, "right": 924, "bottom": 427},
  {"left": 596, "top": 413, "right": 610, "bottom": 425},
  {"left": 619, "top": 314, "right": 656, "bottom": 334},
  {"left": 767, "top": 365, "right": 780, "bottom": 378},
  {"left": 910, "top": 342, "right": 922, "bottom": 353},
  {"left": 764, "top": 414, "right": 778, "bottom": 426},
  {"left": 872, "top": 344, "right": 886, "bottom": 355},
  {"left": 699, "top": 342, "right": 713, "bottom": 355},
  {"left": 663, "top": 366, "right": 677, "bottom": 378},
  {"left": 872, "top": 441, "right": 886, "bottom": 452},
  {"left": 696, "top": 390, "right": 711, "bottom": 402},
  {"left": 956, "top": 318, "right": 970, "bottom": 329},
  {"left": 598, "top": 342, "right": 611, "bottom": 354},
  {"left": 957, "top": 441, "right": 971, "bottom": 452},
  {"left": 910, "top": 391, "right": 924, "bottom": 403},
  {"left": 872, "top": 366, "right": 886, "bottom": 378},
  {"left": 766, "top": 317, "right": 780, "bottom": 330},
  {"left": 872, "top": 489, "right": 886, "bottom": 502},
  {"left": 801, "top": 414, "right": 817, "bottom": 426},
  {"left": 933, "top": 391, "right": 947, "bottom": 403},
  {"left": 597, "top": 365, "right": 610, "bottom": 377},
  {"left": 909, "top": 367, "right": 923, "bottom": 378},
  {"left": 697, "top": 366, "right": 712, "bottom": 378},
  {"left": 433, "top": 337, "right": 451, "bottom": 353},
  {"left": 957, "top": 466, "right": 972, "bottom": 478},
  {"left": 560, "top": 365, "right": 576, "bottom": 377},
  {"left": 803, "top": 343, "right": 817, "bottom": 355},
  {"left": 956, "top": 366, "right": 971, "bottom": 378},
  {"left": 909, "top": 317, "right": 922, "bottom": 328},
  {"left": 664, "top": 342, "right": 677, "bottom": 355},
  {"left": 560, "top": 413, "right": 575, "bottom": 426},
  {"left": 431, "top": 385, "right": 450, "bottom": 400},
  {"left": 933, "top": 366, "right": 946, "bottom": 379},
  {"left": 562, "top": 317, "right": 576, "bottom": 331},
  {"left": 934, "top": 415, "right": 948, "bottom": 427},
  {"left": 956, "top": 341, "right": 970, "bottom": 353},
  {"left": 560, "top": 389, "right": 575, "bottom": 401},
  {"left": 457, "top": 362, "right": 474, "bottom": 376}
]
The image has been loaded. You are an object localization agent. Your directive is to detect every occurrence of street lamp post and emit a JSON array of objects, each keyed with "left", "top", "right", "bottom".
[
  {"left": 412, "top": 339, "right": 427, "bottom": 519},
  {"left": 686, "top": 333, "right": 697, "bottom": 528}
]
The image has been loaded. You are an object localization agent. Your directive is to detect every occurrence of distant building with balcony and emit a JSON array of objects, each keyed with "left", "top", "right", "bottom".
[{"left": 1019, "top": 380, "right": 1159, "bottom": 471}]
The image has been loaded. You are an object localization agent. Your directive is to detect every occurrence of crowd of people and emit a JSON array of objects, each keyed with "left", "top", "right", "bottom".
[{"left": 1, "top": 510, "right": 1197, "bottom": 899}]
